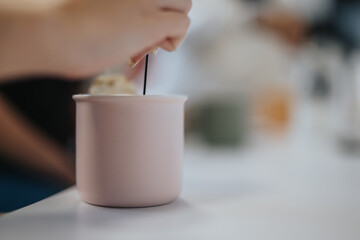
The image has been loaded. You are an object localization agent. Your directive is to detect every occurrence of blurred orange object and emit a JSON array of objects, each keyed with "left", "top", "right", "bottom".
[{"left": 253, "top": 87, "right": 292, "bottom": 132}]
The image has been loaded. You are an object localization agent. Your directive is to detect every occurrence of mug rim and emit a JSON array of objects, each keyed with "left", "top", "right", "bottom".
[{"left": 73, "top": 94, "right": 187, "bottom": 102}]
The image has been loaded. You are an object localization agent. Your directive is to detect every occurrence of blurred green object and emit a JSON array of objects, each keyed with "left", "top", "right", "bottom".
[{"left": 199, "top": 97, "right": 247, "bottom": 146}]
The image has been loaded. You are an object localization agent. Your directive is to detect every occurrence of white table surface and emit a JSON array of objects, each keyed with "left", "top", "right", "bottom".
[{"left": 1, "top": 132, "right": 360, "bottom": 240}]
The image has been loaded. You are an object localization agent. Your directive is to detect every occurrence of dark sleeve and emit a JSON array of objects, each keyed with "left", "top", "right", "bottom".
[
  {"left": 0, "top": 76, "right": 81, "bottom": 148},
  {"left": 309, "top": 0, "right": 360, "bottom": 52}
]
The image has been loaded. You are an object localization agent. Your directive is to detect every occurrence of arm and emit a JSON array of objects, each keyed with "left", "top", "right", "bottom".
[
  {"left": 0, "top": 95, "right": 75, "bottom": 184},
  {"left": 0, "top": 9, "right": 63, "bottom": 80},
  {"left": 0, "top": 0, "right": 191, "bottom": 81}
]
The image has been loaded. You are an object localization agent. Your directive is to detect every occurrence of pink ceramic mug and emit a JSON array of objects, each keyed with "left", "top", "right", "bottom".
[{"left": 73, "top": 94, "right": 187, "bottom": 207}]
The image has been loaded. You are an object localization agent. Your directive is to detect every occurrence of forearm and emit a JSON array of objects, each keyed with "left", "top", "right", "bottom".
[
  {"left": 0, "top": 95, "right": 75, "bottom": 184},
  {"left": 0, "top": 9, "right": 67, "bottom": 80}
]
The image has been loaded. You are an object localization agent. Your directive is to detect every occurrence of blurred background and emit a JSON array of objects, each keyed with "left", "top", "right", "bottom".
[{"left": 1, "top": 0, "right": 360, "bottom": 213}]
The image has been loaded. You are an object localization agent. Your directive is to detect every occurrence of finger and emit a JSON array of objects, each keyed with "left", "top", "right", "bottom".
[
  {"left": 155, "top": 12, "right": 190, "bottom": 51},
  {"left": 131, "top": 12, "right": 190, "bottom": 62},
  {"left": 156, "top": 0, "right": 192, "bottom": 14},
  {"left": 156, "top": 11, "right": 190, "bottom": 42},
  {"left": 129, "top": 46, "right": 159, "bottom": 68},
  {"left": 159, "top": 35, "right": 186, "bottom": 52}
]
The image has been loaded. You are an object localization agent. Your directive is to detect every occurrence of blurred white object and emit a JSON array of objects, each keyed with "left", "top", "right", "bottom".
[
  {"left": 336, "top": 51, "right": 360, "bottom": 152},
  {"left": 291, "top": 42, "right": 346, "bottom": 135}
]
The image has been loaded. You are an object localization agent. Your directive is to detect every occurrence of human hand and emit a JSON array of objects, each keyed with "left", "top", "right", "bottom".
[{"left": 57, "top": 0, "right": 192, "bottom": 77}]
